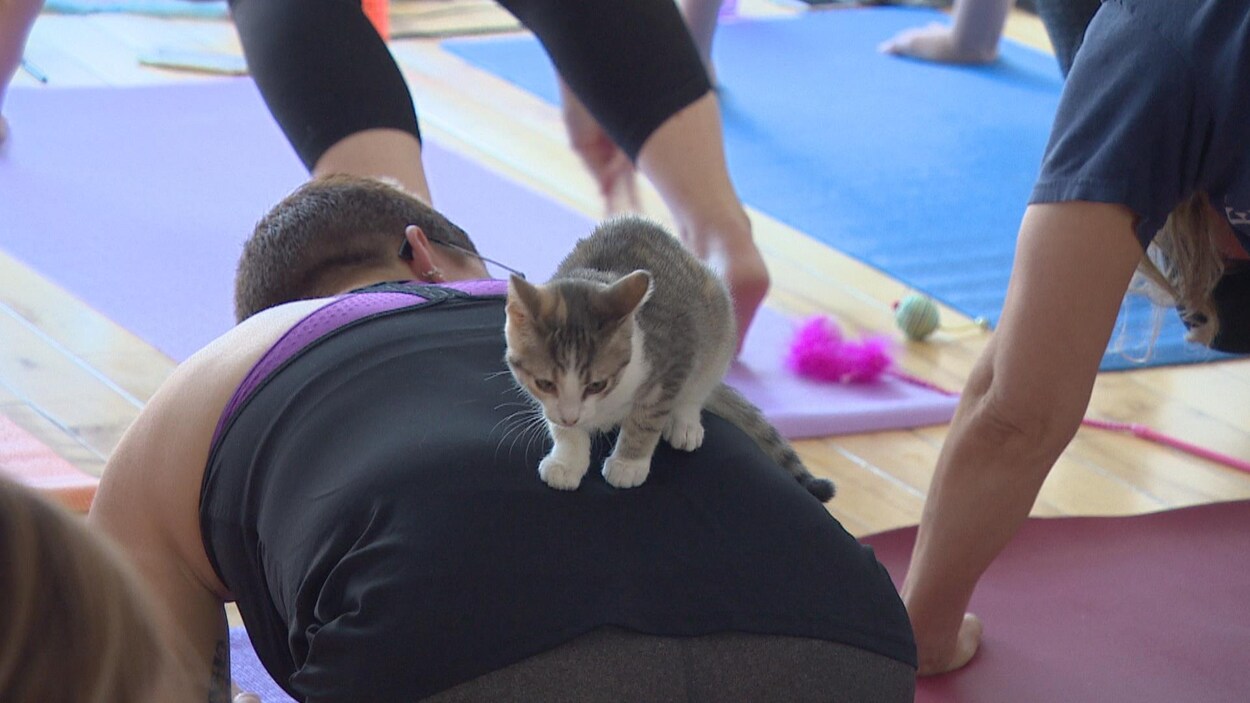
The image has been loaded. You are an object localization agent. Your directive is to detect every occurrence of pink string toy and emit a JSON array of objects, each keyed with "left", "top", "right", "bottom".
[
  {"left": 788, "top": 314, "right": 1250, "bottom": 475},
  {"left": 898, "top": 369, "right": 1250, "bottom": 475}
]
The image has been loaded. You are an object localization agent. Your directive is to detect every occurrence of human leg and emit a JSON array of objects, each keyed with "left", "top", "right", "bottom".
[
  {"left": 501, "top": 0, "right": 765, "bottom": 347},
  {"left": 636, "top": 93, "right": 767, "bottom": 349},
  {"left": 227, "top": 0, "right": 431, "bottom": 202},
  {"left": 680, "top": 0, "right": 726, "bottom": 82},
  {"left": 0, "top": 0, "right": 44, "bottom": 143}
]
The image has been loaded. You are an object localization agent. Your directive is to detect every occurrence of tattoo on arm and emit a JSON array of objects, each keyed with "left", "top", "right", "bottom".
[{"left": 208, "top": 639, "right": 230, "bottom": 703}]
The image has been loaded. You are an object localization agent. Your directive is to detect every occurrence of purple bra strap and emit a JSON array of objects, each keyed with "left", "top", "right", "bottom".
[
  {"left": 210, "top": 292, "right": 422, "bottom": 447},
  {"left": 209, "top": 279, "right": 510, "bottom": 449}
]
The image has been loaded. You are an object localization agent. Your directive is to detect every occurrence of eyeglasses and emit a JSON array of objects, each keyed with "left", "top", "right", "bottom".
[{"left": 399, "top": 234, "right": 526, "bottom": 280}]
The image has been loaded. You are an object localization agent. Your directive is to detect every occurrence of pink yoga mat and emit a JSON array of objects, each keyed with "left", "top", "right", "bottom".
[
  {"left": 230, "top": 501, "right": 1250, "bottom": 702},
  {"left": 0, "top": 80, "right": 955, "bottom": 437},
  {"left": 863, "top": 501, "right": 1250, "bottom": 703}
]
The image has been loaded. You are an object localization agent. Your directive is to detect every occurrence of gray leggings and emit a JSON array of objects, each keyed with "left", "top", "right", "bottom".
[{"left": 428, "top": 627, "right": 916, "bottom": 702}]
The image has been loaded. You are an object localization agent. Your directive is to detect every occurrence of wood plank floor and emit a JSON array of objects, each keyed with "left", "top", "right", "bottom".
[{"left": 4, "top": 2, "right": 1248, "bottom": 539}]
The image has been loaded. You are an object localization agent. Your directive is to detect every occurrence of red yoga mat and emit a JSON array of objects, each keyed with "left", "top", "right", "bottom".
[{"left": 862, "top": 501, "right": 1250, "bottom": 703}]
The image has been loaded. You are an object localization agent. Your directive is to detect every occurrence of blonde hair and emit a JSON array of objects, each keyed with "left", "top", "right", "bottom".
[
  {"left": 0, "top": 477, "right": 174, "bottom": 703},
  {"left": 1133, "top": 191, "right": 1226, "bottom": 346}
]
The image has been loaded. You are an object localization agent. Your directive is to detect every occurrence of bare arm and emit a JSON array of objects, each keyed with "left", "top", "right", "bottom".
[
  {"left": 903, "top": 202, "right": 1143, "bottom": 674},
  {"left": 89, "top": 299, "right": 328, "bottom": 700},
  {"left": 90, "top": 370, "right": 236, "bottom": 699}
]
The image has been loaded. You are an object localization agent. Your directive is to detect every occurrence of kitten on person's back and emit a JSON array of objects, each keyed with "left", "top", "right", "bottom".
[{"left": 504, "top": 215, "right": 834, "bottom": 502}]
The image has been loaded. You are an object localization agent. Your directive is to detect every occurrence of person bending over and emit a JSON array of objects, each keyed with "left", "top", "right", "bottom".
[
  {"left": 227, "top": 0, "right": 768, "bottom": 352},
  {"left": 902, "top": 0, "right": 1249, "bottom": 675},
  {"left": 89, "top": 175, "right": 917, "bottom": 702}
]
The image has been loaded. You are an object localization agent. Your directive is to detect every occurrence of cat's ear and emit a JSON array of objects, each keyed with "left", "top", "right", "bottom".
[
  {"left": 602, "top": 270, "right": 652, "bottom": 321},
  {"left": 507, "top": 273, "right": 542, "bottom": 322}
]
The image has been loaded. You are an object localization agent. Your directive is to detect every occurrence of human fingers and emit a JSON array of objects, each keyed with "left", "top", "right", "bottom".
[{"left": 878, "top": 23, "right": 956, "bottom": 62}]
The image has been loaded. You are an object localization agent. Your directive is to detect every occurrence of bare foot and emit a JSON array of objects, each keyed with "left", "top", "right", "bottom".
[{"left": 917, "top": 613, "right": 984, "bottom": 676}]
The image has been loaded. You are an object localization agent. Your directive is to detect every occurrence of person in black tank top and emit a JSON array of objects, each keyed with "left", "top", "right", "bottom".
[
  {"left": 89, "top": 176, "right": 913, "bottom": 702},
  {"left": 203, "top": 280, "right": 916, "bottom": 701}
]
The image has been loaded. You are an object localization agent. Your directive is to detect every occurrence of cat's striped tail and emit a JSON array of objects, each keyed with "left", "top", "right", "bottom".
[{"left": 706, "top": 384, "right": 836, "bottom": 502}]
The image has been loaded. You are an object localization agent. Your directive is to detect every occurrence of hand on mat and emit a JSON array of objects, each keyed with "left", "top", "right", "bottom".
[
  {"left": 879, "top": 23, "right": 999, "bottom": 65},
  {"left": 559, "top": 80, "right": 642, "bottom": 216},
  {"left": 917, "top": 612, "right": 983, "bottom": 676}
]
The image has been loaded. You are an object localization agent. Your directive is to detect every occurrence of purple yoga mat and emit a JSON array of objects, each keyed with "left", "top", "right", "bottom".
[{"left": 0, "top": 79, "right": 956, "bottom": 436}]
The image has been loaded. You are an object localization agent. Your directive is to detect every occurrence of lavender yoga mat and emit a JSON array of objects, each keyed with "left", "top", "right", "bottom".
[
  {"left": 0, "top": 80, "right": 955, "bottom": 436},
  {"left": 864, "top": 500, "right": 1250, "bottom": 703}
]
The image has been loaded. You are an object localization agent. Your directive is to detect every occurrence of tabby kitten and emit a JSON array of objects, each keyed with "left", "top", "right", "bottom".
[{"left": 504, "top": 215, "right": 834, "bottom": 502}]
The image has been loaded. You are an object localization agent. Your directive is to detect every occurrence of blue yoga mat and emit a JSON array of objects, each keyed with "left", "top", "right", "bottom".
[
  {"left": 444, "top": 6, "right": 1234, "bottom": 370},
  {"left": 44, "top": 0, "right": 228, "bottom": 18}
]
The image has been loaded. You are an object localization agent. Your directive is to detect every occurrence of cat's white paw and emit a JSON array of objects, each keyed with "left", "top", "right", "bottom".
[
  {"left": 539, "top": 454, "right": 589, "bottom": 491},
  {"left": 663, "top": 415, "right": 705, "bottom": 452},
  {"left": 602, "top": 455, "right": 651, "bottom": 489}
]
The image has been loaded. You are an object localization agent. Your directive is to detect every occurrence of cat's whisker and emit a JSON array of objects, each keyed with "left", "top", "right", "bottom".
[{"left": 493, "top": 406, "right": 547, "bottom": 462}]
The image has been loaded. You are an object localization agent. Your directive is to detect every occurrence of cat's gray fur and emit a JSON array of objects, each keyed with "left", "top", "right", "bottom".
[{"left": 504, "top": 215, "right": 835, "bottom": 502}]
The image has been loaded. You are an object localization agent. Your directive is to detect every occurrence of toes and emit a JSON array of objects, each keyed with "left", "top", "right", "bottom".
[
  {"left": 539, "top": 455, "right": 587, "bottom": 491},
  {"left": 664, "top": 417, "right": 705, "bottom": 452},
  {"left": 602, "top": 455, "right": 651, "bottom": 489}
]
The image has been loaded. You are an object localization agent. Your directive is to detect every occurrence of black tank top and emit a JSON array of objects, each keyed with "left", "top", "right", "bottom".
[{"left": 200, "top": 281, "right": 915, "bottom": 701}]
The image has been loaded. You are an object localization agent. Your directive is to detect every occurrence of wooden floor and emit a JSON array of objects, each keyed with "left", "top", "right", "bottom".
[{"left": 4, "top": 2, "right": 1249, "bottom": 539}]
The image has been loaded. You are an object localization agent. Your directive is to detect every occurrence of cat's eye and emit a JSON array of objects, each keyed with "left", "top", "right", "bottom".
[
  {"left": 585, "top": 380, "right": 608, "bottom": 395},
  {"left": 535, "top": 379, "right": 557, "bottom": 394}
]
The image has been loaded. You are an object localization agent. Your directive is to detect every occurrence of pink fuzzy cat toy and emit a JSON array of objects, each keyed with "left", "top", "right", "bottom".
[{"left": 786, "top": 316, "right": 892, "bottom": 384}]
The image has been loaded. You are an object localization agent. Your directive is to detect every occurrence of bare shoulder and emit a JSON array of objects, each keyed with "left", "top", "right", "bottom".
[{"left": 89, "top": 297, "right": 332, "bottom": 598}]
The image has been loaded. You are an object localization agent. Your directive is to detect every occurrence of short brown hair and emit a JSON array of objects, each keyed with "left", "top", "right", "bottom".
[{"left": 234, "top": 175, "right": 479, "bottom": 321}]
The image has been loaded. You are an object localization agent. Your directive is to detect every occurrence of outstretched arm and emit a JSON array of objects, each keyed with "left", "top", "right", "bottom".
[
  {"left": 879, "top": 0, "right": 1012, "bottom": 65},
  {"left": 90, "top": 367, "right": 239, "bottom": 701},
  {"left": 90, "top": 302, "right": 324, "bottom": 699},
  {"left": 903, "top": 201, "right": 1142, "bottom": 674}
]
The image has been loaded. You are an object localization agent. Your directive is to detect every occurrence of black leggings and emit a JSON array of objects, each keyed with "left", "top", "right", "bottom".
[{"left": 228, "top": 0, "right": 711, "bottom": 170}]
